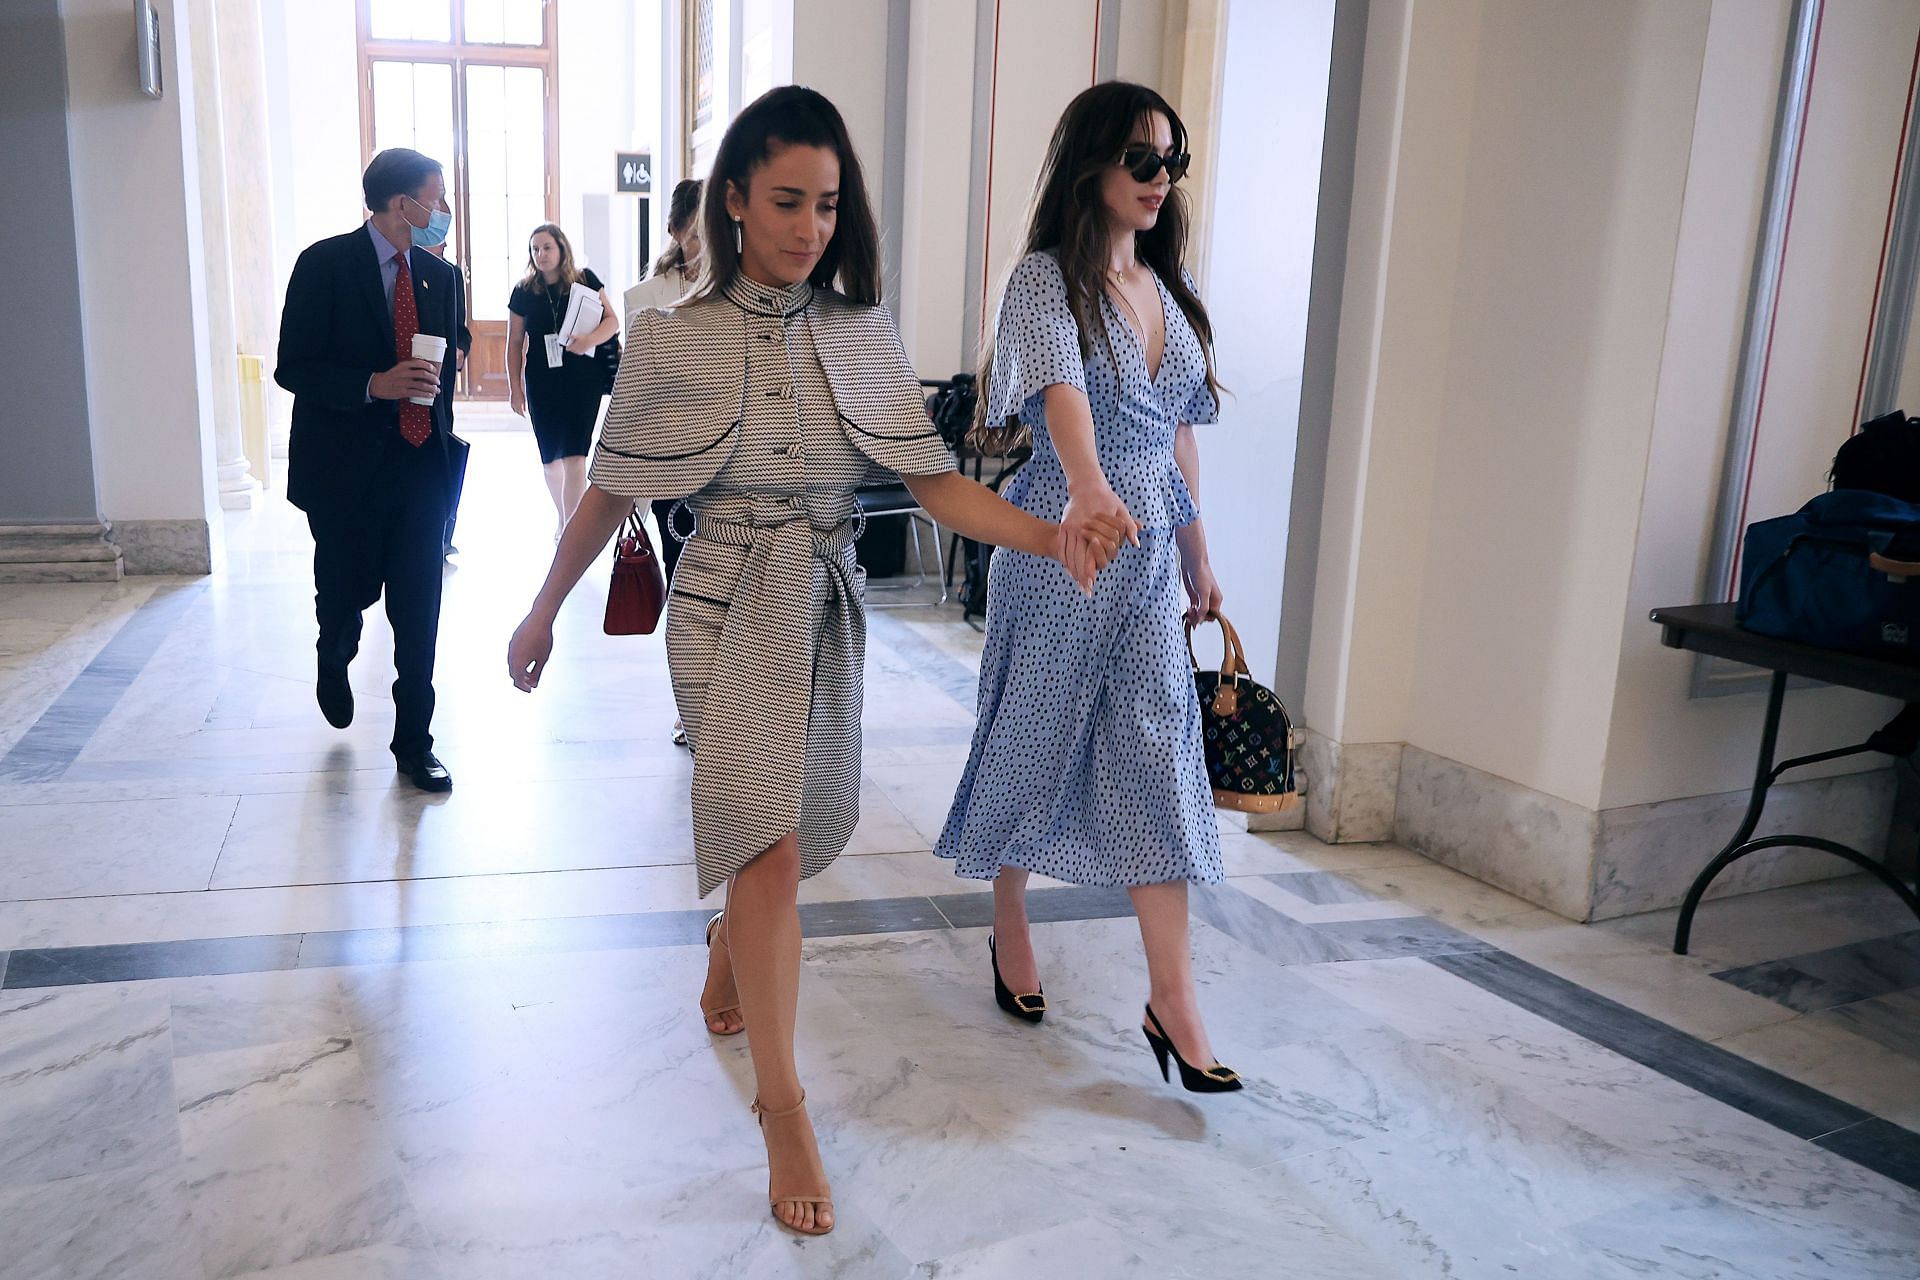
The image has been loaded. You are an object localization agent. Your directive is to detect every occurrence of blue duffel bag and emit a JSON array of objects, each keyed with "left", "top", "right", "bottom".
[{"left": 1737, "top": 490, "right": 1920, "bottom": 658}]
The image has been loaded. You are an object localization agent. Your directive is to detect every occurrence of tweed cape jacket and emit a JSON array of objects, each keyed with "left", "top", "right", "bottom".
[{"left": 588, "top": 276, "right": 955, "bottom": 896}]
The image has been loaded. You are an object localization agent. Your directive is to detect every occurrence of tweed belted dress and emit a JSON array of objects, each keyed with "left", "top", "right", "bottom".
[{"left": 588, "top": 275, "right": 955, "bottom": 897}]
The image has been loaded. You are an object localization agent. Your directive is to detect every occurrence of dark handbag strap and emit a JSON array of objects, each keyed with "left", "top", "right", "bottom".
[{"left": 615, "top": 509, "right": 655, "bottom": 561}]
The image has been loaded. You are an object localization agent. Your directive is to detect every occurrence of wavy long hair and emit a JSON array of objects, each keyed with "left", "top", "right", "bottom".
[
  {"left": 683, "top": 85, "right": 882, "bottom": 306},
  {"left": 651, "top": 178, "right": 705, "bottom": 277},
  {"left": 517, "top": 222, "right": 581, "bottom": 294},
  {"left": 971, "top": 81, "right": 1219, "bottom": 454}
]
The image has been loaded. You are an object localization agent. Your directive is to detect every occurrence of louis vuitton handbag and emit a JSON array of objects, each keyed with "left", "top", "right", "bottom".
[
  {"left": 1185, "top": 610, "right": 1300, "bottom": 813},
  {"left": 603, "top": 509, "right": 666, "bottom": 635}
]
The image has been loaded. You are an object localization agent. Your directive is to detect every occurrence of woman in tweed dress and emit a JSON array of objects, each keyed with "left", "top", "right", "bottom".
[{"left": 506, "top": 87, "right": 1128, "bottom": 1236}]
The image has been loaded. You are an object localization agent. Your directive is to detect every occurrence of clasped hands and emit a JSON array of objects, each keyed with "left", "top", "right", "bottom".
[{"left": 1057, "top": 483, "right": 1142, "bottom": 594}]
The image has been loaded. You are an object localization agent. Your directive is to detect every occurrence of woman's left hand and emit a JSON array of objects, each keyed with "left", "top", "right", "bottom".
[
  {"left": 565, "top": 335, "right": 598, "bottom": 356},
  {"left": 1182, "top": 558, "right": 1223, "bottom": 625}
]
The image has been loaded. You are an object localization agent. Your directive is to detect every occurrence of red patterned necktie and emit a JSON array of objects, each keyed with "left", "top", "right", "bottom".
[{"left": 392, "top": 252, "right": 433, "bottom": 447}]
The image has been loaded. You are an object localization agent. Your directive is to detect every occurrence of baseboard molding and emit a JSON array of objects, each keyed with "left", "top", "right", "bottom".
[
  {"left": 1295, "top": 728, "right": 1401, "bottom": 843},
  {"left": 1393, "top": 746, "right": 1599, "bottom": 919},
  {"left": 1393, "top": 744, "right": 1896, "bottom": 922},
  {"left": 0, "top": 522, "right": 123, "bottom": 582},
  {"left": 113, "top": 519, "right": 212, "bottom": 576}
]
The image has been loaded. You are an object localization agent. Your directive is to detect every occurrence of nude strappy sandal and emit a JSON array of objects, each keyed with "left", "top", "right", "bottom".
[
  {"left": 751, "top": 1092, "right": 835, "bottom": 1235},
  {"left": 701, "top": 912, "right": 744, "bottom": 1036}
]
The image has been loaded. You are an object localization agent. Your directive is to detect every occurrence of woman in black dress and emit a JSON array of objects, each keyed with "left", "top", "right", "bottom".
[{"left": 507, "top": 223, "right": 621, "bottom": 537}]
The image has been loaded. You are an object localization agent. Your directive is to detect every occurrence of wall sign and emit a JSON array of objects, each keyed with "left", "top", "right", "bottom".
[
  {"left": 617, "top": 152, "right": 653, "bottom": 194},
  {"left": 137, "top": 0, "right": 164, "bottom": 99}
]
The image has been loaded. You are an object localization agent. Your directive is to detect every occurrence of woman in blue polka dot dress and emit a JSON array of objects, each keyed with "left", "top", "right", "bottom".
[{"left": 935, "top": 82, "right": 1242, "bottom": 1093}]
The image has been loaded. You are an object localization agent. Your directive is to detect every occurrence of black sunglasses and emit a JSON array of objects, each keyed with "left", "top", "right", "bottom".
[{"left": 1118, "top": 146, "right": 1190, "bottom": 184}]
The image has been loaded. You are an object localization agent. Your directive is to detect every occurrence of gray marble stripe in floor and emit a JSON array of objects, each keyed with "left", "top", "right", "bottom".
[
  {"left": 1430, "top": 950, "right": 1872, "bottom": 1139},
  {"left": 1814, "top": 1117, "right": 1920, "bottom": 1191},
  {"left": 1713, "top": 929, "right": 1920, "bottom": 1014},
  {"left": 0, "top": 585, "right": 202, "bottom": 783},
  {"left": 868, "top": 609, "right": 984, "bottom": 710},
  {"left": 0, "top": 885, "right": 1139, "bottom": 990},
  {"left": 1429, "top": 949, "right": 1920, "bottom": 1193}
]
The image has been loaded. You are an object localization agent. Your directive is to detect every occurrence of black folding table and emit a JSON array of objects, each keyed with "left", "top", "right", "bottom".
[{"left": 1650, "top": 603, "right": 1920, "bottom": 953}]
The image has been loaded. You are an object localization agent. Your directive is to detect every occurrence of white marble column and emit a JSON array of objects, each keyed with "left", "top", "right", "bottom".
[
  {"left": 187, "top": 0, "right": 254, "bottom": 510},
  {"left": 215, "top": 0, "right": 282, "bottom": 487}
]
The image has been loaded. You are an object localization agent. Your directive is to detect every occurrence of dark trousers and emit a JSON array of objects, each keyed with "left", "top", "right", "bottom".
[
  {"left": 652, "top": 497, "right": 686, "bottom": 582},
  {"left": 308, "top": 450, "right": 449, "bottom": 759}
]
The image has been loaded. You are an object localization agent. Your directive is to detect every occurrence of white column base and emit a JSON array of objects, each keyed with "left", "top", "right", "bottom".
[{"left": 217, "top": 454, "right": 256, "bottom": 510}]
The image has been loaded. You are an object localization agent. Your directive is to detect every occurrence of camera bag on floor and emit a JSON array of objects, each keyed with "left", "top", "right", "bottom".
[{"left": 1737, "top": 488, "right": 1920, "bottom": 659}]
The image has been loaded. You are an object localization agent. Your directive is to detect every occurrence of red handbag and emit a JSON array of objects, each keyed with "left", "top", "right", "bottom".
[{"left": 603, "top": 510, "right": 667, "bottom": 635}]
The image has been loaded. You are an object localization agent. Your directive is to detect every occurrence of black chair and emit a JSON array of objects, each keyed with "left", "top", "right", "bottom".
[
  {"left": 848, "top": 376, "right": 974, "bottom": 607},
  {"left": 854, "top": 483, "right": 947, "bottom": 605}
]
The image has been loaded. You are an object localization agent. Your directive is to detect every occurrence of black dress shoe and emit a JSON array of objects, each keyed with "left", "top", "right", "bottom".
[
  {"left": 316, "top": 671, "right": 354, "bottom": 729},
  {"left": 396, "top": 752, "right": 453, "bottom": 793}
]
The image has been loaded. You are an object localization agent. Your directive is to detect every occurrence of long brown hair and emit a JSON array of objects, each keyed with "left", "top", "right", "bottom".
[
  {"left": 518, "top": 222, "right": 581, "bottom": 294},
  {"left": 683, "top": 85, "right": 882, "bottom": 306},
  {"left": 651, "top": 178, "right": 704, "bottom": 277},
  {"left": 972, "top": 81, "right": 1219, "bottom": 453}
]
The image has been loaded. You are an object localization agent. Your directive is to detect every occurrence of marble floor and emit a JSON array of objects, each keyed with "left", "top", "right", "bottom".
[{"left": 2, "top": 434, "right": 1918, "bottom": 1279}]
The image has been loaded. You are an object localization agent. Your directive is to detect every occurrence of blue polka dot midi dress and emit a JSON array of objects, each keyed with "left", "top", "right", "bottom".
[{"left": 935, "top": 249, "right": 1225, "bottom": 888}]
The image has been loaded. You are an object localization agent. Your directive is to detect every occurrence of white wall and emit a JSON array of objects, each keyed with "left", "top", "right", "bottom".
[
  {"left": 1305, "top": 0, "right": 1479, "bottom": 746},
  {"left": 559, "top": 0, "right": 661, "bottom": 296},
  {"left": 1599, "top": 1, "right": 1906, "bottom": 810},
  {"left": 1313, "top": 0, "right": 1902, "bottom": 820},
  {"left": 61, "top": 0, "right": 220, "bottom": 534},
  {"left": 789, "top": 0, "right": 892, "bottom": 281},
  {"left": 977, "top": 2, "right": 1100, "bottom": 326},
  {"left": 899, "top": 0, "right": 977, "bottom": 373},
  {"left": 1113, "top": 0, "right": 1167, "bottom": 85},
  {"left": 265, "top": 0, "right": 359, "bottom": 302},
  {"left": 1198, "top": 0, "right": 1334, "bottom": 686},
  {"left": 1396, "top": 0, "right": 1712, "bottom": 811}
]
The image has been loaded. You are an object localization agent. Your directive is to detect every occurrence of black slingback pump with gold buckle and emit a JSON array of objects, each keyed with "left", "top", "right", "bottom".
[
  {"left": 1142, "top": 1003, "right": 1242, "bottom": 1093},
  {"left": 989, "top": 935, "right": 1048, "bottom": 1024}
]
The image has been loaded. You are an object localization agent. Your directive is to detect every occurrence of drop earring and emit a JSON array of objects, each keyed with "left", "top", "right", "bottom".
[{"left": 732, "top": 218, "right": 743, "bottom": 255}]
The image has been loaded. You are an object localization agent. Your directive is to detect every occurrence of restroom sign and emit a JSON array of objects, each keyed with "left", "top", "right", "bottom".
[{"left": 617, "top": 152, "right": 653, "bottom": 194}]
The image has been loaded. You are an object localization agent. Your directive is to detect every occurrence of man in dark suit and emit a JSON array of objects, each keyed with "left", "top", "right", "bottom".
[{"left": 275, "top": 148, "right": 461, "bottom": 792}]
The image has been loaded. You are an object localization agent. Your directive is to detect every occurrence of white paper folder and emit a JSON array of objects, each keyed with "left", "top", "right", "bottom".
[{"left": 557, "top": 282, "right": 604, "bottom": 345}]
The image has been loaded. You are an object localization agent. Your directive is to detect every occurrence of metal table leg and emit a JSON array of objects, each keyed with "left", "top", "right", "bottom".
[{"left": 1673, "top": 670, "right": 1920, "bottom": 953}]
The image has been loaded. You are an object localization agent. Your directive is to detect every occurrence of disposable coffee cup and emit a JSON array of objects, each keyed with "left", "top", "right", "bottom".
[{"left": 409, "top": 334, "right": 448, "bottom": 405}]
